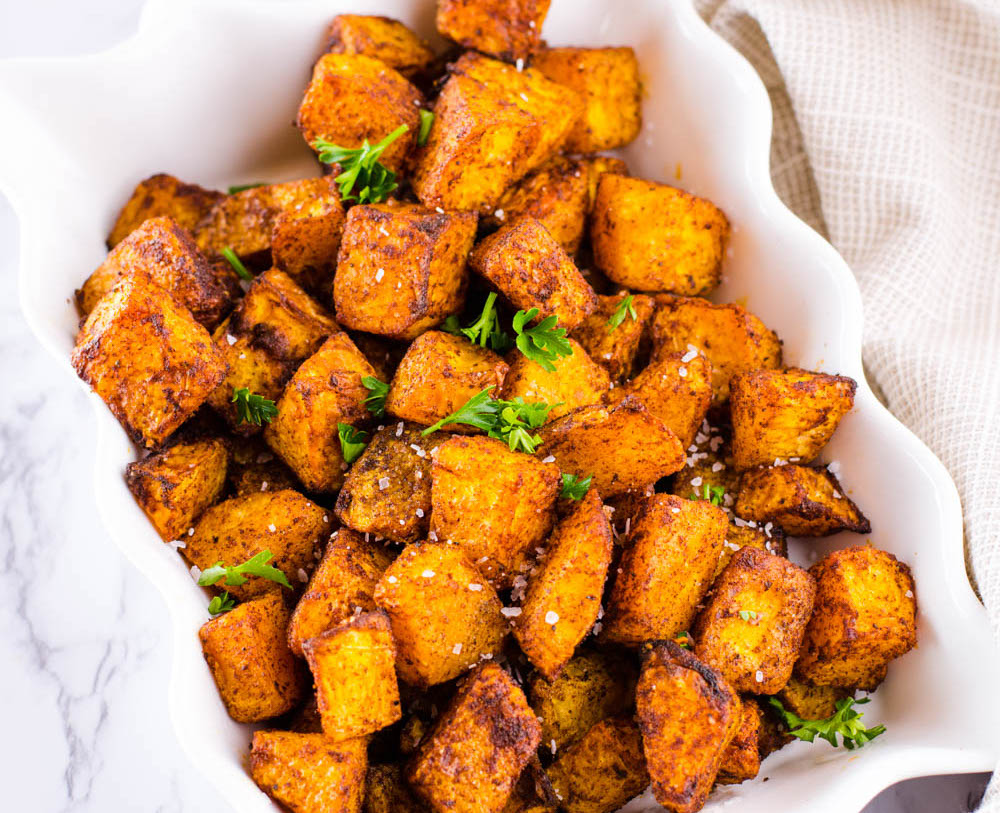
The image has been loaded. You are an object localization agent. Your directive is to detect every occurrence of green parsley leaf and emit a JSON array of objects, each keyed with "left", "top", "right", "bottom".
[
  {"left": 560, "top": 473, "right": 592, "bottom": 500},
  {"left": 441, "top": 292, "right": 512, "bottom": 351},
  {"left": 417, "top": 109, "right": 434, "bottom": 146},
  {"left": 606, "top": 294, "right": 638, "bottom": 331},
  {"left": 314, "top": 123, "right": 408, "bottom": 204},
  {"left": 422, "top": 387, "right": 500, "bottom": 436},
  {"left": 361, "top": 376, "right": 389, "bottom": 418},
  {"left": 768, "top": 697, "right": 886, "bottom": 750},
  {"left": 221, "top": 246, "right": 253, "bottom": 281},
  {"left": 421, "top": 387, "right": 557, "bottom": 454},
  {"left": 227, "top": 182, "right": 266, "bottom": 194},
  {"left": 738, "top": 610, "right": 758, "bottom": 622},
  {"left": 512, "top": 309, "right": 573, "bottom": 372},
  {"left": 207, "top": 592, "right": 236, "bottom": 616},
  {"left": 690, "top": 483, "right": 726, "bottom": 506},
  {"left": 338, "top": 423, "right": 368, "bottom": 464},
  {"left": 675, "top": 631, "right": 694, "bottom": 650},
  {"left": 198, "top": 550, "right": 292, "bottom": 590},
  {"left": 232, "top": 387, "right": 278, "bottom": 425}
]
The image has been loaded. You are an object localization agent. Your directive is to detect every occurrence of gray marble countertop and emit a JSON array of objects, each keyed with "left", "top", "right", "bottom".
[{"left": 0, "top": 2, "right": 990, "bottom": 811}]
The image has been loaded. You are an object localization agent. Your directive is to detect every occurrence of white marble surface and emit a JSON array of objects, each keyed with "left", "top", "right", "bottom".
[{"left": 0, "top": 2, "right": 991, "bottom": 811}]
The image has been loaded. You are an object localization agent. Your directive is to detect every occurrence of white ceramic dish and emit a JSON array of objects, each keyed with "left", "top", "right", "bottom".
[{"left": 2, "top": 0, "right": 998, "bottom": 810}]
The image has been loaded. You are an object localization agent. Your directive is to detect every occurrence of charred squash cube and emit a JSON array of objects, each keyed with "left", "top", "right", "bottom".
[
  {"left": 335, "top": 423, "right": 434, "bottom": 545},
  {"left": 591, "top": 175, "right": 729, "bottom": 296},
  {"left": 297, "top": 53, "right": 423, "bottom": 172},
  {"left": 512, "top": 488, "right": 613, "bottom": 680},
  {"left": 413, "top": 53, "right": 584, "bottom": 213},
  {"left": 529, "top": 650, "right": 637, "bottom": 751},
  {"left": 125, "top": 437, "right": 229, "bottom": 541},
  {"left": 571, "top": 293, "right": 655, "bottom": 382},
  {"left": 736, "top": 464, "right": 871, "bottom": 536},
  {"left": 436, "top": 0, "right": 550, "bottom": 62},
  {"left": 500, "top": 338, "right": 609, "bottom": 422},
  {"left": 334, "top": 203, "right": 478, "bottom": 340},
  {"left": 636, "top": 641, "right": 741, "bottom": 813},
  {"left": 796, "top": 546, "right": 917, "bottom": 690},
  {"left": 532, "top": 47, "right": 642, "bottom": 152},
  {"left": 107, "top": 173, "right": 222, "bottom": 249},
  {"left": 537, "top": 397, "right": 686, "bottom": 498},
  {"left": 547, "top": 716, "right": 648, "bottom": 813},
  {"left": 71, "top": 276, "right": 227, "bottom": 448},
  {"left": 79, "top": 216, "right": 237, "bottom": 330},
  {"left": 485, "top": 157, "right": 589, "bottom": 254},
  {"left": 469, "top": 216, "right": 597, "bottom": 330},
  {"left": 730, "top": 368, "right": 857, "bottom": 470},
  {"left": 250, "top": 730, "right": 367, "bottom": 813},
  {"left": 603, "top": 494, "right": 727, "bottom": 645},
  {"left": 607, "top": 353, "right": 712, "bottom": 450},
  {"left": 303, "top": 610, "right": 402, "bottom": 741},
  {"left": 716, "top": 699, "right": 763, "bottom": 785},
  {"left": 325, "top": 14, "right": 435, "bottom": 80},
  {"left": 693, "top": 546, "right": 816, "bottom": 694},
  {"left": 287, "top": 529, "right": 393, "bottom": 657},
  {"left": 374, "top": 542, "right": 508, "bottom": 687},
  {"left": 407, "top": 663, "right": 541, "bottom": 812},
  {"left": 650, "top": 296, "right": 782, "bottom": 405},
  {"left": 365, "top": 763, "right": 429, "bottom": 812},
  {"left": 385, "top": 331, "right": 509, "bottom": 429},
  {"left": 776, "top": 675, "right": 850, "bottom": 722},
  {"left": 430, "top": 434, "right": 561, "bottom": 588},
  {"left": 185, "top": 489, "right": 332, "bottom": 601},
  {"left": 198, "top": 592, "right": 307, "bottom": 722},
  {"left": 264, "top": 332, "right": 377, "bottom": 492}
]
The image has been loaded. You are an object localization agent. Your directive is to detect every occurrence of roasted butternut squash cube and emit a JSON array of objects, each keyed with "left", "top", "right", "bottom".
[
  {"left": 501, "top": 338, "right": 609, "bottom": 422},
  {"left": 608, "top": 353, "right": 711, "bottom": 450},
  {"left": 651, "top": 296, "right": 782, "bottom": 405},
  {"left": 71, "top": 277, "right": 227, "bottom": 448},
  {"left": 469, "top": 216, "right": 597, "bottom": 330},
  {"left": 716, "top": 523, "right": 788, "bottom": 578},
  {"left": 250, "top": 730, "right": 367, "bottom": 813},
  {"left": 413, "top": 53, "right": 584, "bottom": 212},
  {"left": 288, "top": 529, "right": 393, "bottom": 657},
  {"left": 335, "top": 423, "right": 435, "bottom": 545},
  {"left": 436, "top": 0, "right": 549, "bottom": 62},
  {"left": 297, "top": 53, "right": 422, "bottom": 172},
  {"left": 430, "top": 434, "right": 561, "bottom": 588},
  {"left": 227, "top": 437, "right": 301, "bottom": 495},
  {"left": 716, "top": 699, "right": 763, "bottom": 785},
  {"left": 271, "top": 186, "right": 347, "bottom": 296},
  {"left": 374, "top": 542, "right": 508, "bottom": 687},
  {"left": 334, "top": 203, "right": 477, "bottom": 339},
  {"left": 537, "top": 398, "right": 685, "bottom": 498},
  {"left": 385, "top": 331, "right": 509, "bottom": 429},
  {"left": 776, "top": 675, "right": 850, "bottom": 722},
  {"left": 485, "top": 157, "right": 589, "bottom": 254},
  {"left": 547, "top": 716, "right": 648, "bottom": 813},
  {"left": 532, "top": 47, "right": 642, "bottom": 152},
  {"left": 304, "top": 610, "right": 402, "bottom": 741},
  {"left": 365, "top": 763, "right": 429, "bottom": 812},
  {"left": 796, "top": 546, "right": 917, "bottom": 690},
  {"left": 107, "top": 173, "right": 222, "bottom": 249},
  {"left": 591, "top": 175, "right": 729, "bottom": 296},
  {"left": 529, "top": 650, "right": 636, "bottom": 751},
  {"left": 325, "top": 15, "right": 435, "bottom": 79},
  {"left": 125, "top": 437, "right": 228, "bottom": 541},
  {"left": 185, "top": 489, "right": 332, "bottom": 600},
  {"left": 693, "top": 546, "right": 816, "bottom": 694},
  {"left": 264, "top": 332, "right": 377, "bottom": 492},
  {"left": 581, "top": 156, "right": 628, "bottom": 214},
  {"left": 603, "top": 494, "right": 727, "bottom": 645},
  {"left": 79, "top": 216, "right": 236, "bottom": 329},
  {"left": 636, "top": 641, "right": 741, "bottom": 813},
  {"left": 730, "top": 368, "right": 857, "bottom": 470},
  {"left": 571, "top": 293, "right": 655, "bottom": 382},
  {"left": 512, "top": 489, "right": 613, "bottom": 680},
  {"left": 407, "top": 663, "right": 541, "bottom": 813},
  {"left": 198, "top": 592, "right": 307, "bottom": 722}
]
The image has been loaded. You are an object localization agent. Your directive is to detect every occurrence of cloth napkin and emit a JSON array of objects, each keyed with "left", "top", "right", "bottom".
[{"left": 693, "top": 0, "right": 1000, "bottom": 807}]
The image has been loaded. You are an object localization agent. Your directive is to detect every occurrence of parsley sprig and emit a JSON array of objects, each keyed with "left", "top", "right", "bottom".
[
  {"left": 221, "top": 246, "right": 253, "bottom": 281},
  {"left": 738, "top": 610, "right": 759, "bottom": 621},
  {"left": 227, "top": 182, "right": 266, "bottom": 194},
  {"left": 675, "top": 631, "right": 694, "bottom": 650},
  {"left": 512, "top": 309, "right": 573, "bottom": 372},
  {"left": 198, "top": 550, "right": 291, "bottom": 589},
  {"left": 417, "top": 110, "right": 434, "bottom": 147},
  {"left": 338, "top": 423, "right": 368, "bottom": 464},
  {"left": 442, "top": 293, "right": 511, "bottom": 352},
  {"left": 691, "top": 483, "right": 726, "bottom": 506},
  {"left": 232, "top": 387, "right": 278, "bottom": 425},
  {"left": 560, "top": 473, "right": 592, "bottom": 500},
  {"left": 361, "top": 377, "right": 389, "bottom": 418},
  {"left": 768, "top": 697, "right": 886, "bottom": 750},
  {"left": 607, "top": 294, "right": 637, "bottom": 331},
  {"left": 208, "top": 592, "right": 236, "bottom": 616},
  {"left": 314, "top": 123, "right": 408, "bottom": 204}
]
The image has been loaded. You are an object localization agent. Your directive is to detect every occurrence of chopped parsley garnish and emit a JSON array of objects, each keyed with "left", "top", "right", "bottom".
[
  {"left": 232, "top": 387, "right": 277, "bottom": 425},
  {"left": 442, "top": 292, "right": 511, "bottom": 352},
  {"left": 198, "top": 550, "right": 291, "bottom": 589},
  {"left": 606, "top": 294, "right": 637, "bottom": 331},
  {"left": 690, "top": 483, "right": 726, "bottom": 507},
  {"left": 512, "top": 309, "right": 573, "bottom": 372},
  {"left": 227, "top": 182, "right": 266, "bottom": 194},
  {"left": 337, "top": 423, "right": 368, "bottom": 464},
  {"left": 361, "top": 376, "right": 389, "bottom": 418},
  {"left": 207, "top": 592, "right": 236, "bottom": 616},
  {"left": 560, "top": 473, "right": 592, "bottom": 500},
  {"left": 221, "top": 246, "right": 253, "bottom": 281},
  {"left": 675, "top": 631, "right": 694, "bottom": 650},
  {"left": 738, "top": 610, "right": 758, "bottom": 622},
  {"left": 417, "top": 109, "right": 434, "bottom": 146},
  {"left": 313, "top": 123, "right": 408, "bottom": 204},
  {"left": 767, "top": 697, "right": 886, "bottom": 750}
]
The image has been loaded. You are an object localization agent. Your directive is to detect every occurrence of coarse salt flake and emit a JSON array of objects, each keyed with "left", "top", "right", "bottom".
[
  {"left": 422, "top": 569, "right": 436, "bottom": 578},
  {"left": 268, "top": 523, "right": 277, "bottom": 532},
  {"left": 755, "top": 670, "right": 764, "bottom": 683},
  {"left": 678, "top": 366, "right": 688, "bottom": 377},
  {"left": 375, "top": 268, "right": 385, "bottom": 282},
  {"left": 469, "top": 583, "right": 483, "bottom": 591},
  {"left": 225, "top": 334, "right": 237, "bottom": 346},
  {"left": 681, "top": 348, "right": 698, "bottom": 363},
  {"left": 545, "top": 610, "right": 559, "bottom": 625},
  {"left": 416, "top": 508, "right": 425, "bottom": 518},
  {"left": 297, "top": 568, "right": 309, "bottom": 584},
  {"left": 691, "top": 476, "right": 703, "bottom": 487},
  {"left": 387, "top": 575, "right": 398, "bottom": 583},
  {"left": 452, "top": 643, "right": 463, "bottom": 655},
  {"left": 711, "top": 462, "right": 725, "bottom": 472},
  {"left": 542, "top": 455, "right": 556, "bottom": 464},
  {"left": 379, "top": 477, "right": 390, "bottom": 490},
  {"left": 501, "top": 607, "right": 522, "bottom": 618}
]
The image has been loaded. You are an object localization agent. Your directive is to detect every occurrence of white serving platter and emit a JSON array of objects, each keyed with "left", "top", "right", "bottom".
[{"left": 1, "top": 0, "right": 997, "bottom": 810}]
